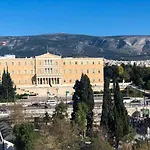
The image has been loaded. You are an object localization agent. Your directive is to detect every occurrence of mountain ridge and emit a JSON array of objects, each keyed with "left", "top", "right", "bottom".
[{"left": 0, "top": 33, "right": 150, "bottom": 60}]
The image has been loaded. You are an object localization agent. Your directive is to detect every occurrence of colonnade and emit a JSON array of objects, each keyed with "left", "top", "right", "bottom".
[{"left": 37, "top": 77, "right": 60, "bottom": 85}]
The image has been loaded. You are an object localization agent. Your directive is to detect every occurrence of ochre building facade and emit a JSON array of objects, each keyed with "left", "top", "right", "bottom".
[{"left": 0, "top": 53, "right": 104, "bottom": 96}]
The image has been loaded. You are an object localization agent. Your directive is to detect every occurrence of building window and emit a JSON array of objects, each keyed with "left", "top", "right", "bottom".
[
  {"left": 12, "top": 62, "right": 14, "bottom": 66},
  {"left": 47, "top": 60, "right": 50, "bottom": 65},
  {"left": 47, "top": 68, "right": 50, "bottom": 74},
  {"left": 44, "top": 60, "right": 47, "bottom": 65},
  {"left": 0, "top": 70, "right": 1, "bottom": 75},
  {"left": 39, "top": 61, "right": 41, "bottom": 65},
  {"left": 24, "top": 70, "right": 27, "bottom": 74},
  {"left": 56, "top": 61, "right": 58, "bottom": 65},
  {"left": 87, "top": 70, "right": 89, "bottom": 74},
  {"left": 6, "top": 62, "right": 7, "bottom": 65},
  {"left": 93, "top": 79, "right": 95, "bottom": 82},
  {"left": 75, "top": 61, "right": 77, "bottom": 65},
  {"left": 92, "top": 69, "right": 95, "bottom": 73},
  {"left": 25, "top": 80, "right": 27, "bottom": 84},
  {"left": 87, "top": 61, "right": 89, "bottom": 64},
  {"left": 30, "top": 70, "right": 33, "bottom": 74},
  {"left": 64, "top": 70, "right": 66, "bottom": 74},
  {"left": 70, "top": 79, "right": 72, "bottom": 83},
  {"left": 45, "top": 68, "right": 47, "bottom": 74},
  {"left": 50, "top": 68, "right": 52, "bottom": 74},
  {"left": 98, "top": 61, "right": 100, "bottom": 64},
  {"left": 92, "top": 61, "right": 94, "bottom": 64},
  {"left": 81, "top": 61, "right": 83, "bottom": 64},
  {"left": 81, "top": 69, "right": 84, "bottom": 73},
  {"left": 69, "top": 61, "right": 71, "bottom": 65},
  {"left": 18, "top": 80, "right": 21, "bottom": 84},
  {"left": 56, "top": 70, "right": 58, "bottom": 74},
  {"left": 98, "top": 70, "right": 100, "bottom": 73},
  {"left": 30, "top": 61, "right": 33, "bottom": 65},
  {"left": 64, "top": 80, "right": 66, "bottom": 83},
  {"left": 63, "top": 62, "right": 65, "bottom": 65},
  {"left": 18, "top": 62, "right": 20, "bottom": 65},
  {"left": 12, "top": 70, "right": 14, "bottom": 74},
  {"left": 99, "top": 79, "right": 101, "bottom": 82},
  {"left": 25, "top": 62, "right": 27, "bottom": 65},
  {"left": 69, "top": 69, "right": 72, "bottom": 74},
  {"left": 18, "top": 70, "right": 20, "bottom": 74}
]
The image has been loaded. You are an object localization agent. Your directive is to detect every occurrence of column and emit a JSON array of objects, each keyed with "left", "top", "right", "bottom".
[
  {"left": 40, "top": 78, "right": 42, "bottom": 84},
  {"left": 57, "top": 78, "right": 59, "bottom": 84}
]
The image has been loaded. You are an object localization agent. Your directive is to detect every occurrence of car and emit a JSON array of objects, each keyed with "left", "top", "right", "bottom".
[
  {"left": 45, "top": 99, "right": 57, "bottom": 106},
  {"left": 67, "top": 101, "right": 73, "bottom": 105},
  {"left": 31, "top": 103, "right": 41, "bottom": 107}
]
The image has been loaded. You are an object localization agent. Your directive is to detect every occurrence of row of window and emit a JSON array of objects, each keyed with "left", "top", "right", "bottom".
[
  {"left": 44, "top": 60, "right": 58, "bottom": 66},
  {"left": 44, "top": 68, "right": 59, "bottom": 74},
  {"left": 0, "top": 61, "right": 33, "bottom": 66},
  {"left": 63, "top": 60, "right": 101, "bottom": 65},
  {"left": 17, "top": 80, "right": 29, "bottom": 84},
  {"left": 0, "top": 70, "right": 34, "bottom": 75},
  {"left": 64, "top": 69, "right": 101, "bottom": 74},
  {"left": 64, "top": 78, "right": 101, "bottom": 83}
]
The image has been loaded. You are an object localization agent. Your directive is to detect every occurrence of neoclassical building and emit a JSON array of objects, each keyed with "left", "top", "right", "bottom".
[{"left": 0, "top": 52, "right": 104, "bottom": 96}]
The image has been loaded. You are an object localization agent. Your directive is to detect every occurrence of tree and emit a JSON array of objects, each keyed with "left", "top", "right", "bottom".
[
  {"left": 43, "top": 112, "right": 51, "bottom": 125},
  {"left": 113, "top": 80, "right": 130, "bottom": 148},
  {"left": 13, "top": 123, "right": 37, "bottom": 150},
  {"left": 80, "top": 74, "right": 94, "bottom": 131},
  {"left": 10, "top": 104, "right": 25, "bottom": 124},
  {"left": 75, "top": 103, "right": 88, "bottom": 137},
  {"left": 72, "top": 74, "right": 94, "bottom": 132},
  {"left": 146, "top": 80, "right": 150, "bottom": 90},
  {"left": 118, "top": 65, "right": 124, "bottom": 76},
  {"left": 52, "top": 101, "right": 68, "bottom": 121},
  {"left": 72, "top": 80, "right": 82, "bottom": 121},
  {"left": 101, "top": 78, "right": 114, "bottom": 137},
  {"left": 2, "top": 68, "right": 16, "bottom": 100}
]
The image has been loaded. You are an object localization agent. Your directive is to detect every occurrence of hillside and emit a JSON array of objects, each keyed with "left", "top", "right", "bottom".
[{"left": 1, "top": 34, "right": 150, "bottom": 60}]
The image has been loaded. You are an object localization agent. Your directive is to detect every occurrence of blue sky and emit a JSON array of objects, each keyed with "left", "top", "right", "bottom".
[{"left": 0, "top": 0, "right": 150, "bottom": 36}]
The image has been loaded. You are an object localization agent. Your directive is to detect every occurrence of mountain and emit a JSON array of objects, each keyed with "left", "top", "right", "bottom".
[{"left": 1, "top": 33, "right": 150, "bottom": 60}]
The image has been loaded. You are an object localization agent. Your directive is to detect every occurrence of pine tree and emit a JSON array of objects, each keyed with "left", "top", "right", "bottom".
[{"left": 100, "top": 77, "right": 114, "bottom": 137}]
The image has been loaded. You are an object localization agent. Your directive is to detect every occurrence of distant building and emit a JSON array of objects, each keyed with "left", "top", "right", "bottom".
[{"left": 0, "top": 52, "right": 104, "bottom": 96}]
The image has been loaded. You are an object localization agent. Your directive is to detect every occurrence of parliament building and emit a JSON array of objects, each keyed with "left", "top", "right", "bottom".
[{"left": 0, "top": 52, "right": 104, "bottom": 96}]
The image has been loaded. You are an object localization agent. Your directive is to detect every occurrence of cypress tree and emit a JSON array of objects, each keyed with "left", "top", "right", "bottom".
[
  {"left": 100, "top": 77, "right": 114, "bottom": 137},
  {"left": 80, "top": 74, "right": 94, "bottom": 131},
  {"left": 72, "top": 74, "right": 94, "bottom": 131},
  {"left": 72, "top": 80, "right": 82, "bottom": 120},
  {"left": 113, "top": 80, "right": 130, "bottom": 147},
  {"left": 1, "top": 68, "right": 16, "bottom": 100},
  {"left": 2, "top": 69, "right": 7, "bottom": 99}
]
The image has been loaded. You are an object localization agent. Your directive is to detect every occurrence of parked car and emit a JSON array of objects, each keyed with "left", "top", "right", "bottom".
[
  {"left": 45, "top": 99, "right": 57, "bottom": 106},
  {"left": 31, "top": 103, "right": 41, "bottom": 107},
  {"left": 67, "top": 101, "right": 73, "bottom": 105}
]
